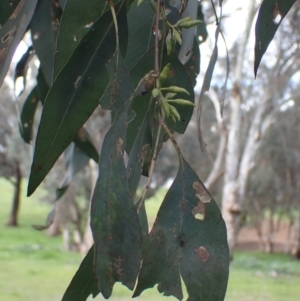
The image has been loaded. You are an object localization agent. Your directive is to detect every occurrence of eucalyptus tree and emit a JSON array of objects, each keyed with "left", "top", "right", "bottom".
[{"left": 0, "top": 0, "right": 296, "bottom": 300}]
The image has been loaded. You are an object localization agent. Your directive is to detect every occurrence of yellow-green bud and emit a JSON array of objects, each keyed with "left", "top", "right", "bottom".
[
  {"left": 180, "top": 20, "right": 202, "bottom": 29},
  {"left": 161, "top": 99, "right": 170, "bottom": 118},
  {"left": 169, "top": 105, "right": 180, "bottom": 121},
  {"left": 165, "top": 93, "right": 177, "bottom": 99},
  {"left": 166, "top": 31, "right": 173, "bottom": 55},
  {"left": 161, "top": 86, "right": 190, "bottom": 95},
  {"left": 159, "top": 63, "right": 170, "bottom": 83},
  {"left": 170, "top": 114, "right": 176, "bottom": 123},
  {"left": 175, "top": 16, "right": 193, "bottom": 27},
  {"left": 150, "top": 0, "right": 156, "bottom": 11},
  {"left": 151, "top": 88, "right": 161, "bottom": 99},
  {"left": 167, "top": 99, "right": 195, "bottom": 106},
  {"left": 173, "top": 30, "right": 182, "bottom": 45}
]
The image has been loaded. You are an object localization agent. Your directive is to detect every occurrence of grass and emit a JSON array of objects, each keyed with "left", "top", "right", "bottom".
[{"left": 1, "top": 178, "right": 300, "bottom": 301}]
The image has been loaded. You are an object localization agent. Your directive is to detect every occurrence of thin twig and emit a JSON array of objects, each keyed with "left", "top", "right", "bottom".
[
  {"left": 108, "top": 0, "right": 119, "bottom": 65},
  {"left": 154, "top": 0, "right": 161, "bottom": 76},
  {"left": 161, "top": 119, "right": 183, "bottom": 163}
]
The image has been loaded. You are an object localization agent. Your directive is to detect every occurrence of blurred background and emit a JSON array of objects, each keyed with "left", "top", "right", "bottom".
[{"left": 1, "top": 0, "right": 300, "bottom": 300}]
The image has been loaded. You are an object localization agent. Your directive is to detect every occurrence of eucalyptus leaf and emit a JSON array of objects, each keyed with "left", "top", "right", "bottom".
[
  {"left": 0, "top": 0, "right": 38, "bottom": 86},
  {"left": 90, "top": 56, "right": 142, "bottom": 298},
  {"left": 19, "top": 86, "right": 39, "bottom": 144},
  {"left": 27, "top": 2, "right": 127, "bottom": 196},
  {"left": 134, "top": 159, "right": 229, "bottom": 301},
  {"left": 30, "top": 0, "right": 62, "bottom": 86},
  {"left": 254, "top": 0, "right": 297, "bottom": 76},
  {"left": 54, "top": 0, "right": 109, "bottom": 78},
  {"left": 62, "top": 245, "right": 100, "bottom": 301}
]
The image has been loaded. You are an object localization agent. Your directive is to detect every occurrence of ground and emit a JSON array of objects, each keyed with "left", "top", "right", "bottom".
[{"left": 236, "top": 222, "right": 291, "bottom": 253}]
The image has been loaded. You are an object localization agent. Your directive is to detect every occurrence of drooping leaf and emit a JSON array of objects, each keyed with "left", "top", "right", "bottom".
[
  {"left": 62, "top": 245, "right": 100, "bottom": 301},
  {"left": 90, "top": 56, "right": 142, "bottom": 298},
  {"left": 124, "top": 0, "right": 155, "bottom": 69},
  {"left": 27, "top": 2, "right": 127, "bottom": 196},
  {"left": 254, "top": 0, "right": 297, "bottom": 76},
  {"left": 178, "top": 0, "right": 198, "bottom": 65},
  {"left": 0, "top": 0, "right": 21, "bottom": 26},
  {"left": 197, "top": 3, "right": 208, "bottom": 44},
  {"left": 54, "top": 0, "right": 109, "bottom": 78},
  {"left": 58, "top": 0, "right": 68, "bottom": 10},
  {"left": 181, "top": 39, "right": 200, "bottom": 87},
  {"left": 197, "top": 19, "right": 222, "bottom": 151},
  {"left": 73, "top": 127, "right": 99, "bottom": 163},
  {"left": 56, "top": 142, "right": 90, "bottom": 200},
  {"left": 36, "top": 67, "right": 49, "bottom": 105},
  {"left": 30, "top": 0, "right": 62, "bottom": 86},
  {"left": 0, "top": 0, "right": 38, "bottom": 87},
  {"left": 19, "top": 86, "right": 39, "bottom": 143},
  {"left": 14, "top": 45, "right": 34, "bottom": 95},
  {"left": 127, "top": 113, "right": 151, "bottom": 199},
  {"left": 134, "top": 159, "right": 229, "bottom": 301},
  {"left": 135, "top": 197, "right": 149, "bottom": 251}
]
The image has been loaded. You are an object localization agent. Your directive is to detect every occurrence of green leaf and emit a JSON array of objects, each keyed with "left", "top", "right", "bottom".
[
  {"left": 127, "top": 114, "right": 151, "bottom": 199},
  {"left": 254, "top": 0, "right": 297, "bottom": 76},
  {"left": 19, "top": 86, "right": 39, "bottom": 144},
  {"left": 58, "top": 0, "right": 67, "bottom": 10},
  {"left": 27, "top": 2, "right": 127, "bottom": 196},
  {"left": 30, "top": 0, "right": 62, "bottom": 86},
  {"left": 62, "top": 245, "right": 100, "bottom": 301},
  {"left": 197, "top": 3, "right": 208, "bottom": 44},
  {"left": 0, "top": 1, "right": 21, "bottom": 26},
  {"left": 134, "top": 159, "right": 229, "bottom": 301},
  {"left": 56, "top": 142, "right": 90, "bottom": 200},
  {"left": 53, "top": 0, "right": 108, "bottom": 78},
  {"left": 90, "top": 56, "right": 142, "bottom": 298},
  {"left": 36, "top": 67, "right": 49, "bottom": 105},
  {"left": 0, "top": 0, "right": 38, "bottom": 87},
  {"left": 135, "top": 197, "right": 149, "bottom": 251},
  {"left": 73, "top": 127, "right": 99, "bottom": 163},
  {"left": 124, "top": 0, "right": 155, "bottom": 69}
]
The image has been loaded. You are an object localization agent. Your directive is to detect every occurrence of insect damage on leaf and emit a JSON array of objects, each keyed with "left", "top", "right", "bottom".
[
  {"left": 117, "top": 138, "right": 124, "bottom": 156},
  {"left": 192, "top": 181, "right": 211, "bottom": 203},
  {"left": 194, "top": 246, "right": 210, "bottom": 262},
  {"left": 192, "top": 201, "right": 206, "bottom": 221}
]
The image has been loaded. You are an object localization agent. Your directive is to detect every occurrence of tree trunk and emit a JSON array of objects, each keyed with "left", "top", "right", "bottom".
[
  {"left": 7, "top": 163, "right": 22, "bottom": 227},
  {"left": 220, "top": 0, "right": 257, "bottom": 257},
  {"left": 80, "top": 160, "right": 98, "bottom": 254},
  {"left": 291, "top": 203, "right": 300, "bottom": 259}
]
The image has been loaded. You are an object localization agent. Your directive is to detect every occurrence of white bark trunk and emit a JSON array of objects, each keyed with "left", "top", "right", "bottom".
[{"left": 221, "top": 0, "right": 257, "bottom": 256}]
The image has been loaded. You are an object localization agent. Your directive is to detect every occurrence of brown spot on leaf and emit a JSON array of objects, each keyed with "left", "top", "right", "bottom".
[
  {"left": 194, "top": 246, "right": 210, "bottom": 262},
  {"left": 272, "top": 3, "right": 282, "bottom": 24},
  {"left": 10, "top": 0, "right": 24, "bottom": 20},
  {"left": 117, "top": 138, "right": 124, "bottom": 155},
  {"left": 192, "top": 201, "right": 205, "bottom": 220},
  {"left": 114, "top": 256, "right": 124, "bottom": 278},
  {"left": 138, "top": 144, "right": 150, "bottom": 164},
  {"left": 192, "top": 181, "right": 211, "bottom": 203}
]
